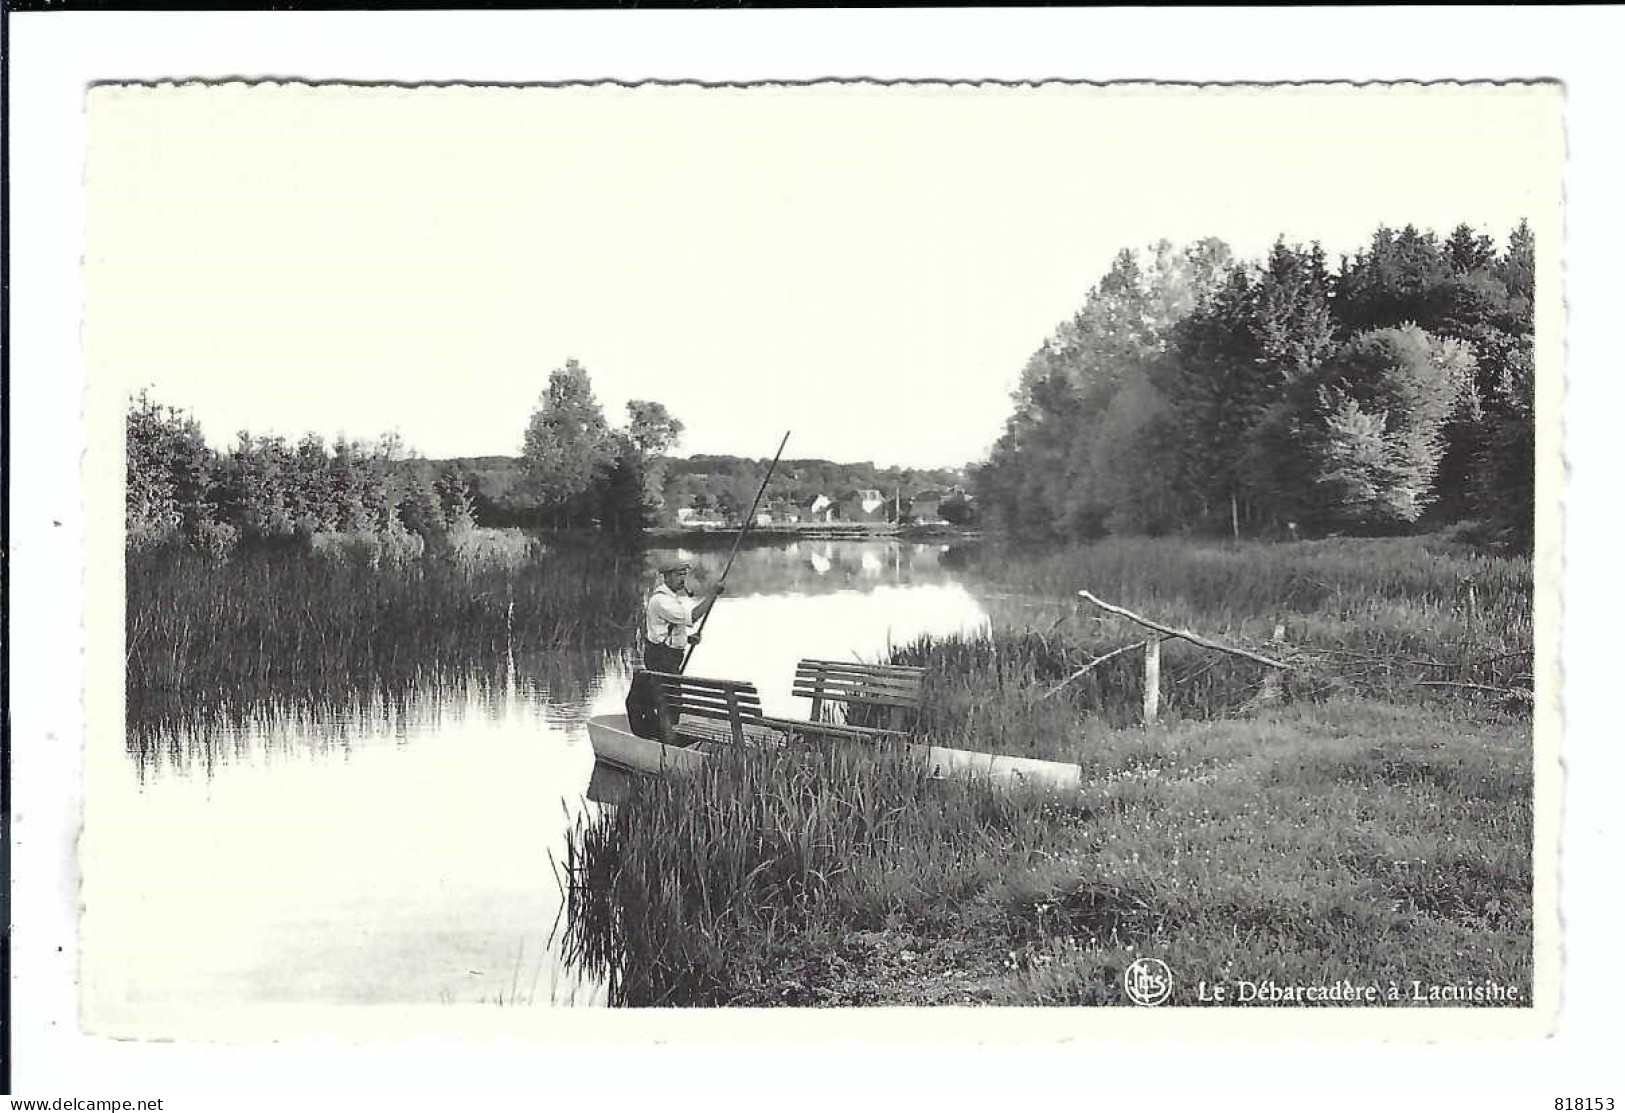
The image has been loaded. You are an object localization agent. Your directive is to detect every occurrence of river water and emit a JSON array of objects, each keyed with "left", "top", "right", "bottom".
[{"left": 90, "top": 538, "right": 1001, "bottom": 1017}]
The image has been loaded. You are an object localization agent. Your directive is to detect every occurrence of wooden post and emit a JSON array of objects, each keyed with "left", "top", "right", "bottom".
[
  {"left": 1257, "top": 622, "right": 1287, "bottom": 708},
  {"left": 1142, "top": 638, "right": 1161, "bottom": 723},
  {"left": 1461, "top": 578, "right": 1478, "bottom": 683}
]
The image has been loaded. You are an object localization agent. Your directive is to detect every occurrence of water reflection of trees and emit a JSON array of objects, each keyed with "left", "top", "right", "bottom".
[
  {"left": 128, "top": 645, "right": 627, "bottom": 781},
  {"left": 126, "top": 536, "right": 652, "bottom": 774}
]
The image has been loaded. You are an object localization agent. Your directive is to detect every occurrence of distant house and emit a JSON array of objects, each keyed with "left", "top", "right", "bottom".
[
  {"left": 804, "top": 494, "right": 837, "bottom": 524},
  {"left": 676, "top": 506, "right": 726, "bottom": 528},
  {"left": 838, "top": 488, "right": 888, "bottom": 523},
  {"left": 909, "top": 490, "right": 947, "bottom": 524}
]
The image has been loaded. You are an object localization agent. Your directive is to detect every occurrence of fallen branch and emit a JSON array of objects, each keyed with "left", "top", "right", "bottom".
[
  {"left": 1040, "top": 640, "right": 1150, "bottom": 701},
  {"left": 1076, "top": 590, "right": 1296, "bottom": 672}
]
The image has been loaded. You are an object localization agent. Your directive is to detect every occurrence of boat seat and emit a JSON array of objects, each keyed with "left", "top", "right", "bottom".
[
  {"left": 670, "top": 718, "right": 792, "bottom": 750},
  {"left": 760, "top": 658, "right": 928, "bottom": 742},
  {"left": 642, "top": 670, "right": 772, "bottom": 749}
]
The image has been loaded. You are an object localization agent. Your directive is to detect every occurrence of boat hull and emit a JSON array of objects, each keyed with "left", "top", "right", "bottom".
[
  {"left": 586, "top": 714, "right": 713, "bottom": 776},
  {"left": 585, "top": 714, "right": 1082, "bottom": 790},
  {"left": 905, "top": 741, "right": 1082, "bottom": 790}
]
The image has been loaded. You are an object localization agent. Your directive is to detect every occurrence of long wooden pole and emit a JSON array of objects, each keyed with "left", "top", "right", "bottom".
[{"left": 681, "top": 430, "right": 791, "bottom": 671}]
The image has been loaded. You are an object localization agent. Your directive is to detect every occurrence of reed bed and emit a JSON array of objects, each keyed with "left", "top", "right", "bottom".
[
  {"left": 961, "top": 532, "right": 1531, "bottom": 630},
  {"left": 127, "top": 644, "right": 623, "bottom": 777},
  {"left": 126, "top": 535, "right": 644, "bottom": 739},
  {"left": 556, "top": 738, "right": 1066, "bottom": 1006}
]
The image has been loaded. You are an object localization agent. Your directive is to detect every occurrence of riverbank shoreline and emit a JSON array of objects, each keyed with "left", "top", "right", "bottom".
[{"left": 645, "top": 523, "right": 979, "bottom": 543}]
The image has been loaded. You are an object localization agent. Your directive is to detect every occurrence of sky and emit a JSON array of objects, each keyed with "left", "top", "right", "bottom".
[{"left": 85, "top": 82, "right": 1562, "bottom": 469}]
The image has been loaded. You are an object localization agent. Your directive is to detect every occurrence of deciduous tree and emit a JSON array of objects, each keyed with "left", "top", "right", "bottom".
[{"left": 521, "top": 359, "right": 613, "bottom": 528}]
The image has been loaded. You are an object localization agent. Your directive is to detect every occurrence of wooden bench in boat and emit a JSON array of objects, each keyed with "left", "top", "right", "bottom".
[
  {"left": 759, "top": 658, "right": 928, "bottom": 742},
  {"left": 642, "top": 670, "right": 785, "bottom": 749},
  {"left": 604, "top": 665, "right": 1083, "bottom": 789}
]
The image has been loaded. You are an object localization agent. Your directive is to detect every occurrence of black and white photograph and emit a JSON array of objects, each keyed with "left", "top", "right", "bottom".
[
  {"left": 11, "top": 7, "right": 1624, "bottom": 1104},
  {"left": 75, "top": 77, "right": 1560, "bottom": 1032}
]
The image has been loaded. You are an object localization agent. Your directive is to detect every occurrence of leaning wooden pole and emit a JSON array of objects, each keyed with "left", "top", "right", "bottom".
[
  {"left": 1076, "top": 590, "right": 1295, "bottom": 672},
  {"left": 1077, "top": 588, "right": 1296, "bottom": 726},
  {"left": 681, "top": 430, "right": 791, "bottom": 672}
]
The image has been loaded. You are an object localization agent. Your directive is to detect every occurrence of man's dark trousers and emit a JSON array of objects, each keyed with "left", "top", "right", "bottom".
[{"left": 643, "top": 640, "right": 684, "bottom": 674}]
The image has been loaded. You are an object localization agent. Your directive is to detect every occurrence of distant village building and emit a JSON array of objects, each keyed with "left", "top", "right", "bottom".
[
  {"left": 838, "top": 488, "right": 888, "bottom": 523},
  {"left": 804, "top": 494, "right": 837, "bottom": 524},
  {"left": 676, "top": 506, "right": 726, "bottom": 528}
]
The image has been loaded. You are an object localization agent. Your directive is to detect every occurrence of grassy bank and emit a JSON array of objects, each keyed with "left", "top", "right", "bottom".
[
  {"left": 562, "top": 698, "right": 1530, "bottom": 1006},
  {"left": 956, "top": 532, "right": 1531, "bottom": 672},
  {"left": 560, "top": 532, "right": 1534, "bottom": 1006},
  {"left": 126, "top": 531, "right": 645, "bottom": 737},
  {"left": 895, "top": 532, "right": 1533, "bottom": 757}
]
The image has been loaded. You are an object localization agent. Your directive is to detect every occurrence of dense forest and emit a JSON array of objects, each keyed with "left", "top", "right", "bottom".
[{"left": 973, "top": 223, "right": 1536, "bottom": 550}]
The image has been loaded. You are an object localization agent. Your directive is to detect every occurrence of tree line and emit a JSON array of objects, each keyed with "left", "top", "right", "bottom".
[
  {"left": 445, "top": 452, "right": 970, "bottom": 528},
  {"left": 126, "top": 391, "right": 478, "bottom": 559},
  {"left": 125, "top": 358, "right": 689, "bottom": 553},
  {"left": 451, "top": 359, "right": 967, "bottom": 527},
  {"left": 972, "top": 223, "right": 1536, "bottom": 550},
  {"left": 661, "top": 456, "right": 967, "bottom": 525}
]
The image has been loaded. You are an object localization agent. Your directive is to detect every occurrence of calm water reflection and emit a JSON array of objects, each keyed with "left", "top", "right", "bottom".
[{"left": 96, "top": 538, "right": 992, "bottom": 1014}]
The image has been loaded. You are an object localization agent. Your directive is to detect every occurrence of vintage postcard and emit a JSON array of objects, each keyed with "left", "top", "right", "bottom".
[{"left": 77, "top": 79, "right": 1562, "bottom": 1044}]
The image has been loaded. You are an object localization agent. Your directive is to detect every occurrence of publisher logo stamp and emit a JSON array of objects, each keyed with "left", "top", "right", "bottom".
[{"left": 1123, "top": 958, "right": 1173, "bottom": 1007}]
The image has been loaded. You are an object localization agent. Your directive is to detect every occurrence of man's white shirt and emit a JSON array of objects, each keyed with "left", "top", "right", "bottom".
[{"left": 646, "top": 582, "right": 694, "bottom": 648}]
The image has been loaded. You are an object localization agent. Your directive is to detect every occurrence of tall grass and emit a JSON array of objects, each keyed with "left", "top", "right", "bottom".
[
  {"left": 126, "top": 533, "right": 645, "bottom": 738},
  {"left": 866, "top": 533, "right": 1535, "bottom": 761},
  {"left": 959, "top": 533, "right": 1532, "bottom": 656},
  {"left": 556, "top": 739, "right": 1063, "bottom": 1006}
]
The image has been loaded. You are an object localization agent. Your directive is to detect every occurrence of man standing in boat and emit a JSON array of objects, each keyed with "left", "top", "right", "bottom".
[{"left": 643, "top": 559, "right": 723, "bottom": 674}]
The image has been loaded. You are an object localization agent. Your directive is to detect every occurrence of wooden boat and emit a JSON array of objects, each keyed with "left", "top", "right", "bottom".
[
  {"left": 584, "top": 712, "right": 1083, "bottom": 791},
  {"left": 905, "top": 740, "right": 1083, "bottom": 790},
  {"left": 585, "top": 714, "right": 715, "bottom": 777}
]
